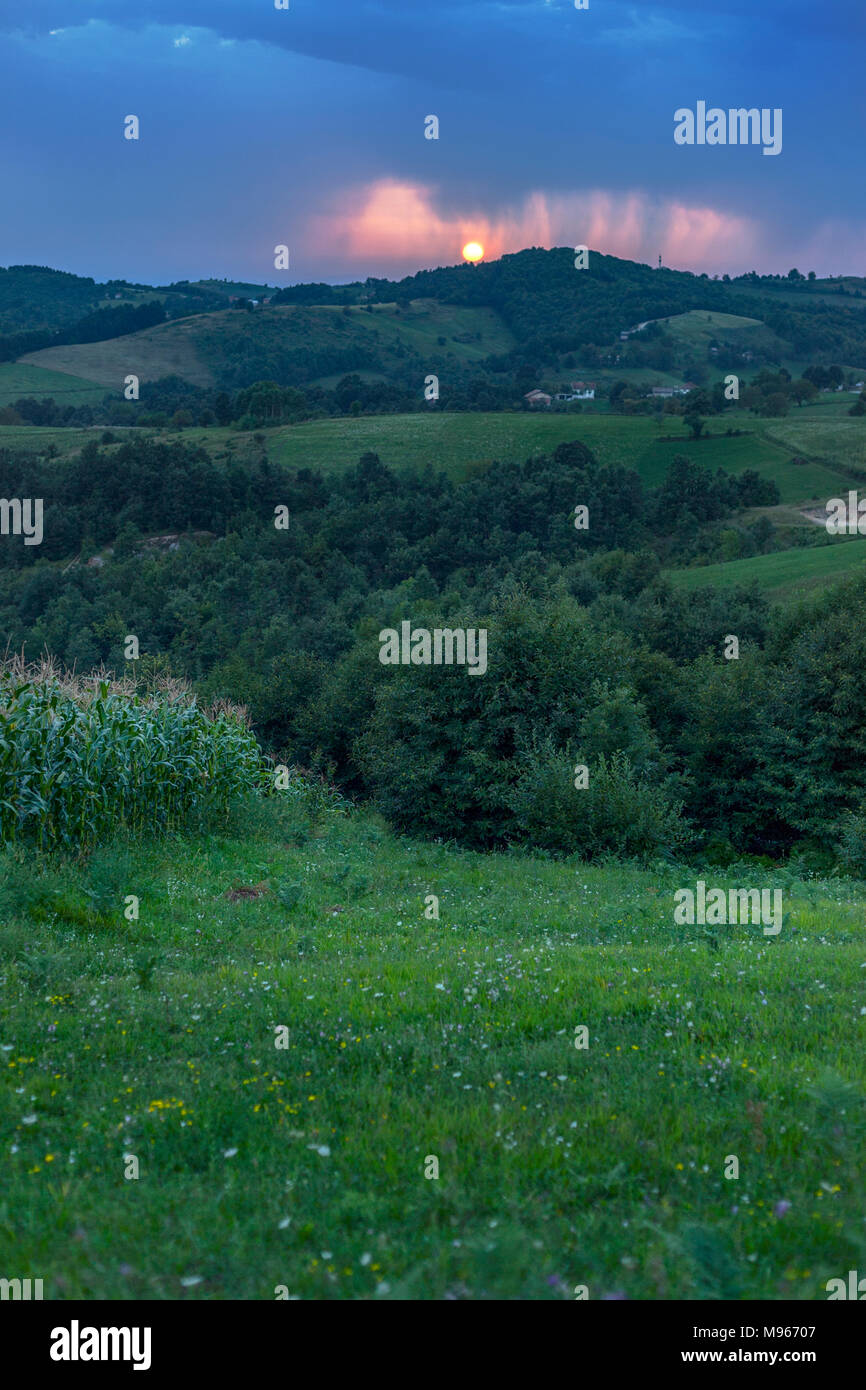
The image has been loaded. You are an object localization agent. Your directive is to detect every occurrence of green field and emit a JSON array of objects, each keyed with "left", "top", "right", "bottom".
[
  {"left": 2, "top": 790, "right": 863, "bottom": 1300},
  {"left": 0, "top": 363, "right": 107, "bottom": 407},
  {"left": 764, "top": 416, "right": 866, "bottom": 475},
  {"left": 0, "top": 425, "right": 112, "bottom": 455},
  {"left": 259, "top": 413, "right": 850, "bottom": 500},
  {"left": 19, "top": 315, "right": 217, "bottom": 389},
  {"left": 0, "top": 410, "right": 854, "bottom": 505},
  {"left": 652, "top": 309, "right": 766, "bottom": 344},
  {"left": 666, "top": 538, "right": 866, "bottom": 602}
]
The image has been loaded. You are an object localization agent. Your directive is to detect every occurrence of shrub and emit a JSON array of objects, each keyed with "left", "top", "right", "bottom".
[
  {"left": 835, "top": 811, "right": 866, "bottom": 876},
  {"left": 508, "top": 746, "right": 688, "bottom": 861}
]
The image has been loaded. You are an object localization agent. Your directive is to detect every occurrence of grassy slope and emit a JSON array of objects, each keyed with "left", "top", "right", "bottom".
[
  {"left": 666, "top": 540, "right": 866, "bottom": 602},
  {"left": 18, "top": 316, "right": 217, "bottom": 389},
  {"left": 16, "top": 302, "right": 515, "bottom": 394},
  {"left": 261, "top": 413, "right": 850, "bottom": 501},
  {"left": 0, "top": 410, "right": 855, "bottom": 500},
  {"left": 2, "top": 796, "right": 863, "bottom": 1300},
  {"left": 764, "top": 416, "right": 866, "bottom": 475},
  {"left": 0, "top": 363, "right": 107, "bottom": 407}
]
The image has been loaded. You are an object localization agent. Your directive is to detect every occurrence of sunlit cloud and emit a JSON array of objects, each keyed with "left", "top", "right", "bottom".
[{"left": 309, "top": 178, "right": 760, "bottom": 275}]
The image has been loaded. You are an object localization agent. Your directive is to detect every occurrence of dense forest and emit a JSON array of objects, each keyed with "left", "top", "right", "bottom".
[{"left": 4, "top": 431, "right": 865, "bottom": 870}]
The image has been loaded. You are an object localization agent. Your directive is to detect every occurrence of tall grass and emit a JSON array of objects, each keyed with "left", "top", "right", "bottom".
[{"left": 0, "top": 656, "right": 265, "bottom": 851}]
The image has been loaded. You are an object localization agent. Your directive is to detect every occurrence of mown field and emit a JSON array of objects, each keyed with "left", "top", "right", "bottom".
[
  {"left": 1, "top": 792, "right": 864, "bottom": 1300},
  {"left": 764, "top": 416, "right": 866, "bottom": 476},
  {"left": 0, "top": 363, "right": 108, "bottom": 407},
  {"left": 666, "top": 538, "right": 866, "bottom": 603},
  {"left": 0, "top": 408, "right": 856, "bottom": 505},
  {"left": 18, "top": 315, "right": 217, "bottom": 389}
]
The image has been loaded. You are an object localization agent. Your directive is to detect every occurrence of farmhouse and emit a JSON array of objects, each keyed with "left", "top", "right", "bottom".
[
  {"left": 651, "top": 383, "right": 694, "bottom": 398},
  {"left": 524, "top": 389, "right": 552, "bottom": 407}
]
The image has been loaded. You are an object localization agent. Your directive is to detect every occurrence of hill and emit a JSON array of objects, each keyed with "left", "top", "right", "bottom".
[
  {"left": 19, "top": 314, "right": 218, "bottom": 389},
  {"left": 10, "top": 249, "right": 866, "bottom": 402},
  {"left": 19, "top": 300, "right": 515, "bottom": 396}
]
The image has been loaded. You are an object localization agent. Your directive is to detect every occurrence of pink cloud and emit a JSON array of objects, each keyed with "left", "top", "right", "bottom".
[{"left": 307, "top": 178, "right": 760, "bottom": 275}]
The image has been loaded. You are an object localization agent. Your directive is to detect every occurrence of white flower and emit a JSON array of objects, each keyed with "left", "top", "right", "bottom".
[
  {"left": 22, "top": 1114, "right": 37, "bottom": 1125},
  {"left": 360, "top": 1252, "right": 372, "bottom": 1266},
  {"left": 278, "top": 1218, "right": 291, "bottom": 1230},
  {"left": 223, "top": 1147, "right": 238, "bottom": 1158},
  {"left": 435, "top": 983, "right": 446, "bottom": 991},
  {"left": 180, "top": 1276, "right": 203, "bottom": 1287}
]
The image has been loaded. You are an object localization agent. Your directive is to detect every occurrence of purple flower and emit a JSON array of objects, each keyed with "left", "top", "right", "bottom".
[{"left": 773, "top": 1200, "right": 791, "bottom": 1218}]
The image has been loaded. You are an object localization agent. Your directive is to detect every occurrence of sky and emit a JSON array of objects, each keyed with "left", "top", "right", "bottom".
[{"left": 0, "top": 0, "right": 864, "bottom": 286}]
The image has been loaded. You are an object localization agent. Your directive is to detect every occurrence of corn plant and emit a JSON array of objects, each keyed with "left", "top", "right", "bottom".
[{"left": 0, "top": 658, "right": 267, "bottom": 852}]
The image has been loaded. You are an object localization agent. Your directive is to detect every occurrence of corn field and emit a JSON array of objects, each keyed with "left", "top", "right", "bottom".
[{"left": 0, "top": 657, "right": 265, "bottom": 851}]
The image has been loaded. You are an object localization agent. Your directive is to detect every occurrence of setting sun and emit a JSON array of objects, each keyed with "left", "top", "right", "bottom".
[{"left": 462, "top": 241, "right": 484, "bottom": 263}]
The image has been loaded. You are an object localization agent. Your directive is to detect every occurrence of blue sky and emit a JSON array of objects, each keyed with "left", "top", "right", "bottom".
[{"left": 0, "top": 1, "right": 863, "bottom": 284}]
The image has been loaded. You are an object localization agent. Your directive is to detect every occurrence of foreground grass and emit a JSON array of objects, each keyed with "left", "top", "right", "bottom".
[{"left": 1, "top": 796, "right": 865, "bottom": 1300}]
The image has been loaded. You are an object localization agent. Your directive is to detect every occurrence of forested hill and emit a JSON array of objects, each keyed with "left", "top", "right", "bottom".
[
  {"left": 7, "top": 251, "right": 866, "bottom": 371},
  {"left": 273, "top": 247, "right": 866, "bottom": 364}
]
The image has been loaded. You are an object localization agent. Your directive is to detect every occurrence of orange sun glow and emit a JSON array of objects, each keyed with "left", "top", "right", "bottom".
[{"left": 462, "top": 241, "right": 484, "bottom": 262}]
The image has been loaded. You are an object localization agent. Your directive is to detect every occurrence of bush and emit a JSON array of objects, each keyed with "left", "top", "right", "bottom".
[
  {"left": 835, "top": 811, "right": 866, "bottom": 875},
  {"left": 508, "top": 746, "right": 688, "bottom": 861}
]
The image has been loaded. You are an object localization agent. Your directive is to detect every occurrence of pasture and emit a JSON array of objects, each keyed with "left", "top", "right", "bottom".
[{"left": 1, "top": 788, "right": 863, "bottom": 1299}]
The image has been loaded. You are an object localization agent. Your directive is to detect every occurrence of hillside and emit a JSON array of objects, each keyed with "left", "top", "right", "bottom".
[
  {"left": 9, "top": 250, "right": 866, "bottom": 401},
  {"left": 2, "top": 788, "right": 864, "bottom": 1299},
  {"left": 19, "top": 300, "right": 515, "bottom": 395},
  {"left": 666, "top": 537, "right": 866, "bottom": 603},
  {"left": 18, "top": 314, "right": 218, "bottom": 389}
]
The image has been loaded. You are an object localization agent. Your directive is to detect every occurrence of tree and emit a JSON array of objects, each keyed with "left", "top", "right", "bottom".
[{"left": 791, "top": 379, "right": 818, "bottom": 407}]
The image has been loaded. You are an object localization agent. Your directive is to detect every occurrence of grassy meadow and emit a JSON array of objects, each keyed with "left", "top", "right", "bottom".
[
  {"left": 666, "top": 538, "right": 866, "bottom": 603},
  {"left": 2, "top": 787, "right": 864, "bottom": 1300},
  {"left": 0, "top": 363, "right": 107, "bottom": 407}
]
